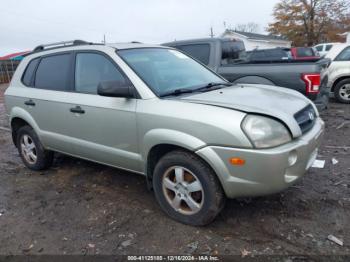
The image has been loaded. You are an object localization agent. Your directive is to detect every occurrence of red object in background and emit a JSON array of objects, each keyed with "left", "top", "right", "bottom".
[
  {"left": 0, "top": 51, "right": 30, "bottom": 60},
  {"left": 291, "top": 47, "right": 320, "bottom": 61}
]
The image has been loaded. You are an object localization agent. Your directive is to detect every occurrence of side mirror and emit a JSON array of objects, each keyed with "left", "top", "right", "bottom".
[{"left": 97, "top": 81, "right": 134, "bottom": 98}]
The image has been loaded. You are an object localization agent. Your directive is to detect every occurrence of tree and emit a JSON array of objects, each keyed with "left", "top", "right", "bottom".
[
  {"left": 268, "top": 0, "right": 350, "bottom": 46},
  {"left": 235, "top": 23, "right": 260, "bottom": 33}
]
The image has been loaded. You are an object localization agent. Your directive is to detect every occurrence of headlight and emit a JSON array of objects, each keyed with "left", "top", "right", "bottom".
[{"left": 242, "top": 115, "right": 291, "bottom": 148}]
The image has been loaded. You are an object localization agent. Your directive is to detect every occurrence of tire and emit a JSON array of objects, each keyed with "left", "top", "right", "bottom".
[
  {"left": 16, "top": 125, "right": 54, "bottom": 171},
  {"left": 334, "top": 79, "right": 350, "bottom": 104},
  {"left": 153, "top": 150, "right": 225, "bottom": 226}
]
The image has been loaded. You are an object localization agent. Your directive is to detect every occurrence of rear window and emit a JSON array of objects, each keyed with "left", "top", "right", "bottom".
[
  {"left": 176, "top": 44, "right": 210, "bottom": 65},
  {"left": 35, "top": 54, "right": 71, "bottom": 91},
  {"left": 296, "top": 47, "right": 315, "bottom": 57},
  {"left": 221, "top": 40, "right": 246, "bottom": 64},
  {"left": 22, "top": 58, "right": 39, "bottom": 86}
]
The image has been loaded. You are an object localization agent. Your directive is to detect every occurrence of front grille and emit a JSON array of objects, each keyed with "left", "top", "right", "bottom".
[{"left": 294, "top": 104, "right": 316, "bottom": 134}]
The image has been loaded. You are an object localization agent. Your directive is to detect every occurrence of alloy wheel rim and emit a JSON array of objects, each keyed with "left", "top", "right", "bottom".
[
  {"left": 339, "top": 84, "right": 350, "bottom": 101},
  {"left": 20, "top": 134, "right": 37, "bottom": 164},
  {"left": 162, "top": 166, "right": 204, "bottom": 215}
]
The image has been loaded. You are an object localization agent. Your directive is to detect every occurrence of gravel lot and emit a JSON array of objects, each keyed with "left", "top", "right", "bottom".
[{"left": 0, "top": 83, "right": 349, "bottom": 257}]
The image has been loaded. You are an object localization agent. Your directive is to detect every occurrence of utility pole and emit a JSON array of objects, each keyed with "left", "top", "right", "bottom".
[
  {"left": 103, "top": 34, "right": 106, "bottom": 44},
  {"left": 210, "top": 27, "right": 214, "bottom": 38}
]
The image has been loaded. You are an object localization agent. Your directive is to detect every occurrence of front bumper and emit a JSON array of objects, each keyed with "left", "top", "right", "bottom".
[{"left": 196, "top": 118, "right": 325, "bottom": 198}]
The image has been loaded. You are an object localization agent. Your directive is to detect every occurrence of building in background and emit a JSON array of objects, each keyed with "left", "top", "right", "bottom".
[
  {"left": 221, "top": 29, "right": 291, "bottom": 51},
  {"left": 0, "top": 51, "right": 29, "bottom": 61},
  {"left": 339, "top": 32, "right": 350, "bottom": 43},
  {"left": 0, "top": 51, "right": 29, "bottom": 84}
]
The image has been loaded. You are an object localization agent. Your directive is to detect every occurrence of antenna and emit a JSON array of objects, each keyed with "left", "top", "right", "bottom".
[{"left": 210, "top": 27, "right": 214, "bottom": 38}]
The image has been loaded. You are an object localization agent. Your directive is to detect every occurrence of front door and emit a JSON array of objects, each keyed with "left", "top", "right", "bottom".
[{"left": 65, "top": 51, "right": 141, "bottom": 172}]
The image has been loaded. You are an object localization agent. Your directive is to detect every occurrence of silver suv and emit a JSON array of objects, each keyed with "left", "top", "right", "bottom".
[{"left": 5, "top": 40, "right": 324, "bottom": 225}]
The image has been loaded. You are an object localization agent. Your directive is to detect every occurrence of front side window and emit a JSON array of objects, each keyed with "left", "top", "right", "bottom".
[
  {"left": 35, "top": 54, "right": 71, "bottom": 91},
  {"left": 22, "top": 58, "right": 39, "bottom": 86},
  {"left": 75, "top": 53, "right": 127, "bottom": 94},
  {"left": 176, "top": 44, "right": 210, "bottom": 65},
  {"left": 335, "top": 47, "right": 350, "bottom": 61},
  {"left": 118, "top": 48, "right": 225, "bottom": 96}
]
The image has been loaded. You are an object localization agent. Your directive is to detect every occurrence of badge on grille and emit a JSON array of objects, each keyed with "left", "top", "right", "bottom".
[{"left": 309, "top": 111, "right": 315, "bottom": 121}]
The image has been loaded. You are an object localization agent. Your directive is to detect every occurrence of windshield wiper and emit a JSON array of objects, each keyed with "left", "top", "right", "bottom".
[
  {"left": 194, "top": 82, "right": 232, "bottom": 92},
  {"left": 160, "top": 88, "right": 195, "bottom": 97},
  {"left": 160, "top": 82, "right": 232, "bottom": 97}
]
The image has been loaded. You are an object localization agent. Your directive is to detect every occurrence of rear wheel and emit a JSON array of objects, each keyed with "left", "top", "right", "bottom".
[
  {"left": 334, "top": 79, "right": 350, "bottom": 104},
  {"left": 16, "top": 125, "right": 54, "bottom": 171},
  {"left": 153, "top": 150, "right": 225, "bottom": 226}
]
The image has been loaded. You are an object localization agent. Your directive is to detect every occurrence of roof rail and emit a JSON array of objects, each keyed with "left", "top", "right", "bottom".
[{"left": 33, "top": 40, "right": 93, "bottom": 52}]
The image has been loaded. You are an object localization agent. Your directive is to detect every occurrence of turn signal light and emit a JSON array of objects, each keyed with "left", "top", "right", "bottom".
[{"left": 229, "top": 157, "right": 246, "bottom": 166}]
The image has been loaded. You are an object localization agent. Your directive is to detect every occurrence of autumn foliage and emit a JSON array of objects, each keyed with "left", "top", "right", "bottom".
[{"left": 268, "top": 0, "right": 350, "bottom": 46}]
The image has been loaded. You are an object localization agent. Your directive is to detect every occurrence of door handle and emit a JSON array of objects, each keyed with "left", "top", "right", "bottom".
[
  {"left": 70, "top": 106, "right": 85, "bottom": 114},
  {"left": 24, "top": 99, "right": 35, "bottom": 106}
]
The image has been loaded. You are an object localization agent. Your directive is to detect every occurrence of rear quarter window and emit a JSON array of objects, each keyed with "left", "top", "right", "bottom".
[
  {"left": 22, "top": 58, "right": 40, "bottom": 86},
  {"left": 34, "top": 53, "right": 71, "bottom": 91}
]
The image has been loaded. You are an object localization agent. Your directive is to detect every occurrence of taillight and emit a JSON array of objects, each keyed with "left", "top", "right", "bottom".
[{"left": 302, "top": 73, "right": 320, "bottom": 95}]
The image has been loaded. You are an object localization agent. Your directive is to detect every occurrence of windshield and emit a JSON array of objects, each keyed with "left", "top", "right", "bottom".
[{"left": 117, "top": 48, "right": 226, "bottom": 96}]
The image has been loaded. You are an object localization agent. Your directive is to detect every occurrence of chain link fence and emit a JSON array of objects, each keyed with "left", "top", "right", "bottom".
[{"left": 0, "top": 60, "right": 20, "bottom": 84}]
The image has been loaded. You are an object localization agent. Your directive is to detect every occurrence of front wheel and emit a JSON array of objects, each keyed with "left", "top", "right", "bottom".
[
  {"left": 334, "top": 79, "right": 350, "bottom": 104},
  {"left": 153, "top": 150, "right": 225, "bottom": 226}
]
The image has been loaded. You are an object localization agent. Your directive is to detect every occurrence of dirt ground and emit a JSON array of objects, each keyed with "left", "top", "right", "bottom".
[{"left": 0, "top": 83, "right": 349, "bottom": 257}]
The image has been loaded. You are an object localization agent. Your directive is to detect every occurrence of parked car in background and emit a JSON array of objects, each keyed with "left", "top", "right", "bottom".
[
  {"left": 324, "top": 43, "right": 350, "bottom": 103},
  {"left": 163, "top": 38, "right": 330, "bottom": 110},
  {"left": 290, "top": 47, "right": 320, "bottom": 61},
  {"left": 314, "top": 43, "right": 341, "bottom": 57},
  {"left": 5, "top": 40, "right": 324, "bottom": 225},
  {"left": 246, "top": 47, "right": 320, "bottom": 62},
  {"left": 246, "top": 48, "right": 291, "bottom": 62}
]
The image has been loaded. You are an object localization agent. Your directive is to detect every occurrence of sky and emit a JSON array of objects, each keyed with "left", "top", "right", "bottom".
[{"left": 0, "top": 0, "right": 279, "bottom": 56}]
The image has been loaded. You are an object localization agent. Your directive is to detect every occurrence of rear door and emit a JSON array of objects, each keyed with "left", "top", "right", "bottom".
[{"left": 22, "top": 52, "right": 78, "bottom": 154}]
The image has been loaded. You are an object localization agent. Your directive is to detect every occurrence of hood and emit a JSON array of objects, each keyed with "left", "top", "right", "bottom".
[{"left": 177, "top": 84, "right": 313, "bottom": 137}]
